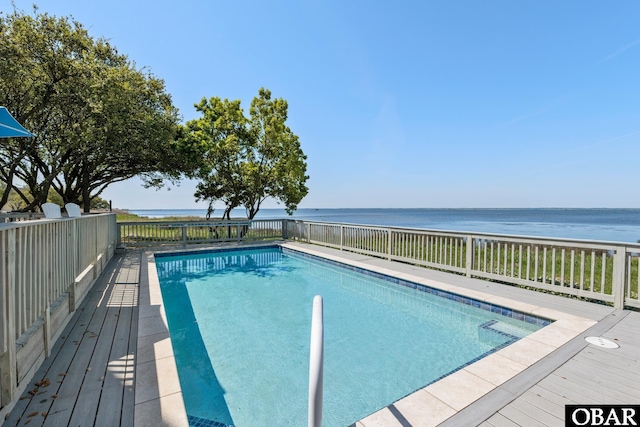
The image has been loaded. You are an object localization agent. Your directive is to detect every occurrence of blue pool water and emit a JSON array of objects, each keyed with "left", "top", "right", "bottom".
[{"left": 155, "top": 246, "right": 548, "bottom": 426}]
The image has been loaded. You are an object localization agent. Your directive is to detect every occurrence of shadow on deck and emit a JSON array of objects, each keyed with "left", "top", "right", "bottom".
[{"left": 3, "top": 252, "right": 140, "bottom": 427}]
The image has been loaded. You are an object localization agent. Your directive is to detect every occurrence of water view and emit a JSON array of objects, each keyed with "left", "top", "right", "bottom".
[{"left": 128, "top": 208, "right": 640, "bottom": 243}]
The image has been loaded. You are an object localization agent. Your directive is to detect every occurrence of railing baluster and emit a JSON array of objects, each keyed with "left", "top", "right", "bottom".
[
  {"left": 489, "top": 241, "right": 493, "bottom": 274},
  {"left": 518, "top": 244, "right": 522, "bottom": 279},
  {"left": 580, "top": 250, "right": 585, "bottom": 290},
  {"left": 551, "top": 248, "right": 556, "bottom": 286},
  {"left": 570, "top": 249, "right": 575, "bottom": 288},
  {"left": 542, "top": 247, "right": 548, "bottom": 284},
  {"left": 503, "top": 242, "right": 508, "bottom": 275},
  {"left": 526, "top": 246, "right": 530, "bottom": 281},
  {"left": 560, "top": 249, "right": 565, "bottom": 287},
  {"left": 590, "top": 251, "right": 595, "bottom": 292},
  {"left": 534, "top": 247, "right": 539, "bottom": 283},
  {"left": 601, "top": 252, "right": 607, "bottom": 294}
]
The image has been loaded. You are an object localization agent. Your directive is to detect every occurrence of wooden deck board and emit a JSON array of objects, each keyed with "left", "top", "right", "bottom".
[
  {"left": 570, "top": 353, "right": 640, "bottom": 386},
  {"left": 43, "top": 286, "right": 112, "bottom": 426},
  {"left": 540, "top": 372, "right": 628, "bottom": 404},
  {"left": 577, "top": 346, "right": 638, "bottom": 371},
  {"left": 526, "top": 384, "right": 576, "bottom": 406},
  {"left": 556, "top": 361, "right": 640, "bottom": 400},
  {"left": 2, "top": 252, "right": 140, "bottom": 427},
  {"left": 499, "top": 404, "right": 548, "bottom": 427},
  {"left": 5, "top": 289, "right": 106, "bottom": 427},
  {"left": 509, "top": 396, "right": 563, "bottom": 426},
  {"left": 119, "top": 305, "right": 138, "bottom": 427},
  {"left": 66, "top": 300, "right": 120, "bottom": 427},
  {"left": 483, "top": 412, "right": 520, "bottom": 427},
  {"left": 95, "top": 304, "right": 137, "bottom": 425},
  {"left": 518, "top": 389, "right": 565, "bottom": 420}
]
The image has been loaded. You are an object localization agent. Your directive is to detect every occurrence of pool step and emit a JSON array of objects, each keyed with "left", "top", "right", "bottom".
[{"left": 478, "top": 320, "right": 522, "bottom": 347}]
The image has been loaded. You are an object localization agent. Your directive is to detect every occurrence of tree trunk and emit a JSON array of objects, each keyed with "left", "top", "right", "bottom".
[{"left": 82, "top": 167, "right": 91, "bottom": 212}]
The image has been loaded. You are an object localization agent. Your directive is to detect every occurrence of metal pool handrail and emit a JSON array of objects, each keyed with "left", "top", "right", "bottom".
[{"left": 308, "top": 295, "right": 324, "bottom": 427}]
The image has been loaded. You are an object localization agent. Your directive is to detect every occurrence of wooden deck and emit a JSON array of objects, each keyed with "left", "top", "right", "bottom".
[
  {"left": 2, "top": 244, "right": 639, "bottom": 427},
  {"left": 2, "top": 252, "right": 140, "bottom": 427},
  {"left": 443, "top": 310, "right": 640, "bottom": 427}
]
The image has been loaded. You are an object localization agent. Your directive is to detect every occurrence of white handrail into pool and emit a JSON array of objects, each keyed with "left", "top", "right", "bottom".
[{"left": 308, "top": 295, "right": 324, "bottom": 427}]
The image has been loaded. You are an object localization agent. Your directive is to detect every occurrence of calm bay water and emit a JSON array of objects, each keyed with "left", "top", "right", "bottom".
[{"left": 128, "top": 208, "right": 640, "bottom": 243}]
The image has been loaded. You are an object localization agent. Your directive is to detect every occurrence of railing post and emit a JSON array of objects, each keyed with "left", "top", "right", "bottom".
[
  {"left": 387, "top": 229, "right": 393, "bottom": 260},
  {"left": 182, "top": 224, "right": 187, "bottom": 244},
  {"left": 307, "top": 223, "right": 311, "bottom": 243},
  {"left": 1, "top": 229, "right": 17, "bottom": 407},
  {"left": 340, "top": 225, "right": 344, "bottom": 251},
  {"left": 95, "top": 217, "right": 99, "bottom": 276},
  {"left": 43, "top": 303, "right": 51, "bottom": 358},
  {"left": 308, "top": 295, "right": 323, "bottom": 427},
  {"left": 466, "top": 235, "right": 473, "bottom": 277},
  {"left": 612, "top": 246, "right": 627, "bottom": 309},
  {"left": 69, "top": 220, "right": 78, "bottom": 312},
  {"left": 282, "top": 220, "right": 288, "bottom": 240}
]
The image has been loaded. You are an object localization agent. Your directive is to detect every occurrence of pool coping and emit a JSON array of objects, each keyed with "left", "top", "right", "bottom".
[{"left": 135, "top": 242, "right": 599, "bottom": 427}]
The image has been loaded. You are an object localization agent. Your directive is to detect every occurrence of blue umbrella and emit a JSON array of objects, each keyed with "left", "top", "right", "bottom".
[{"left": 0, "top": 106, "right": 34, "bottom": 138}]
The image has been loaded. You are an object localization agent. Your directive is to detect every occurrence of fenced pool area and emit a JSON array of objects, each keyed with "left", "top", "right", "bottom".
[{"left": 1, "top": 216, "right": 639, "bottom": 426}]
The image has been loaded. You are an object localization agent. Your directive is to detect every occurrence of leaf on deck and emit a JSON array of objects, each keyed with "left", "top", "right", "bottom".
[{"left": 34, "top": 378, "right": 50, "bottom": 387}]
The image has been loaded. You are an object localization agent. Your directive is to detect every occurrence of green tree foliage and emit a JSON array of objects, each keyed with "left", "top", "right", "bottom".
[
  {"left": 181, "top": 88, "right": 309, "bottom": 219},
  {"left": 0, "top": 7, "right": 181, "bottom": 212},
  {"left": 89, "top": 196, "right": 110, "bottom": 210}
]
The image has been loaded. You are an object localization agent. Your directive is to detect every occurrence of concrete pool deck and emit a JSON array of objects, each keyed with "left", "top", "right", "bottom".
[{"left": 4, "top": 241, "right": 638, "bottom": 426}]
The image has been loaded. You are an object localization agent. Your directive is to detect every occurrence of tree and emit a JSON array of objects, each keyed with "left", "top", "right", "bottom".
[
  {"left": 49, "top": 57, "right": 181, "bottom": 212},
  {"left": 181, "top": 88, "right": 309, "bottom": 220},
  {"left": 0, "top": 7, "right": 181, "bottom": 212}
]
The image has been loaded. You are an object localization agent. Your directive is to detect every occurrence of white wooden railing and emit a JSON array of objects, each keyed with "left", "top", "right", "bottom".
[
  {"left": 0, "top": 213, "right": 117, "bottom": 411},
  {"left": 284, "top": 220, "right": 640, "bottom": 310},
  {"left": 118, "top": 219, "right": 285, "bottom": 247},
  {"left": 0, "top": 212, "right": 43, "bottom": 223}
]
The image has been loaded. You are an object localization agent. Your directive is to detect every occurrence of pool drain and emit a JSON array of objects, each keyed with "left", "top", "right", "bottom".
[{"left": 585, "top": 336, "right": 619, "bottom": 349}]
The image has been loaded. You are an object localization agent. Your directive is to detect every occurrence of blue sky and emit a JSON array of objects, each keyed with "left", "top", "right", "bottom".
[{"left": 6, "top": 1, "right": 640, "bottom": 209}]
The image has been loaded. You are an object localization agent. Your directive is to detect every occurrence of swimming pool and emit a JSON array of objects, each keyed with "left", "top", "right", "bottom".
[{"left": 154, "top": 245, "right": 550, "bottom": 426}]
